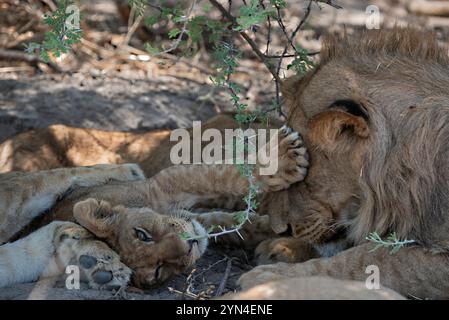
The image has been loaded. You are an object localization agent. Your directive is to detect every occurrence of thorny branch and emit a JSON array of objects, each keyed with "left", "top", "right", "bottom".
[
  {"left": 208, "top": 0, "right": 339, "bottom": 114},
  {"left": 153, "top": 0, "right": 198, "bottom": 56},
  {"left": 273, "top": 0, "right": 314, "bottom": 111},
  {"left": 209, "top": 0, "right": 281, "bottom": 82}
]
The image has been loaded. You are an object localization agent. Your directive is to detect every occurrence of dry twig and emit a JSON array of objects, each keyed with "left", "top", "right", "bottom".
[{"left": 215, "top": 258, "right": 234, "bottom": 297}]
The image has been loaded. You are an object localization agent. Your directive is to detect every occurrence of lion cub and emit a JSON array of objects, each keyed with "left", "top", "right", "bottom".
[
  {"left": 0, "top": 126, "right": 325, "bottom": 289},
  {"left": 0, "top": 164, "right": 141, "bottom": 289}
]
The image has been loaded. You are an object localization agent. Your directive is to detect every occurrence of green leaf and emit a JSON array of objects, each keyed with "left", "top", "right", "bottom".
[
  {"left": 180, "top": 232, "right": 191, "bottom": 240},
  {"left": 144, "top": 43, "right": 159, "bottom": 55},
  {"left": 270, "top": 0, "right": 287, "bottom": 8},
  {"left": 168, "top": 28, "right": 181, "bottom": 39},
  {"left": 145, "top": 14, "right": 160, "bottom": 27},
  {"left": 235, "top": 0, "right": 274, "bottom": 31},
  {"left": 172, "top": 8, "right": 186, "bottom": 23},
  {"left": 128, "top": 0, "right": 147, "bottom": 16},
  {"left": 202, "top": 3, "right": 212, "bottom": 13},
  {"left": 29, "top": 0, "right": 82, "bottom": 60},
  {"left": 24, "top": 42, "right": 42, "bottom": 54}
]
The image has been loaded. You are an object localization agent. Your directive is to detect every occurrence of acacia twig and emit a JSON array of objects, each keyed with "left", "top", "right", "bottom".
[
  {"left": 208, "top": 0, "right": 280, "bottom": 83},
  {"left": 155, "top": 0, "right": 197, "bottom": 56}
]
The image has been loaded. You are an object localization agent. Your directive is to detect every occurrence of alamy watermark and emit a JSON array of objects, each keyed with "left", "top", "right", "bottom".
[
  {"left": 366, "top": 5, "right": 381, "bottom": 30},
  {"left": 170, "top": 121, "right": 280, "bottom": 175},
  {"left": 365, "top": 265, "right": 380, "bottom": 290},
  {"left": 65, "top": 265, "right": 80, "bottom": 290},
  {"left": 65, "top": 4, "right": 80, "bottom": 30}
]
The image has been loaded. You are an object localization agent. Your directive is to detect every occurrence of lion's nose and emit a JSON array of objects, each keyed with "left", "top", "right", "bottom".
[{"left": 92, "top": 270, "right": 113, "bottom": 284}]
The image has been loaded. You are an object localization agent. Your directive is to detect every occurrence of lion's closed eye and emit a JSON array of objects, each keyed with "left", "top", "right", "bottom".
[{"left": 134, "top": 227, "right": 153, "bottom": 242}]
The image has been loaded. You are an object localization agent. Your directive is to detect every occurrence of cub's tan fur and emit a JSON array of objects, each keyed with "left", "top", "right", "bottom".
[
  {"left": 0, "top": 113, "right": 259, "bottom": 177},
  {"left": 0, "top": 128, "right": 310, "bottom": 289},
  {"left": 30, "top": 127, "right": 308, "bottom": 288},
  {"left": 0, "top": 164, "right": 145, "bottom": 243},
  {"left": 0, "top": 164, "right": 143, "bottom": 289},
  {"left": 0, "top": 124, "right": 170, "bottom": 174}
]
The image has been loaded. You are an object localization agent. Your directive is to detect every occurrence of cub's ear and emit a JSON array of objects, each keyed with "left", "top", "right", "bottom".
[
  {"left": 73, "top": 198, "right": 119, "bottom": 238},
  {"left": 308, "top": 109, "right": 369, "bottom": 153}
]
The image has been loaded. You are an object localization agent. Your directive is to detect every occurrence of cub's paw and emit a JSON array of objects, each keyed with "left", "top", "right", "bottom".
[
  {"left": 73, "top": 163, "right": 146, "bottom": 188},
  {"left": 53, "top": 223, "right": 131, "bottom": 290},
  {"left": 258, "top": 125, "right": 308, "bottom": 192},
  {"left": 255, "top": 237, "right": 317, "bottom": 265},
  {"left": 75, "top": 240, "right": 132, "bottom": 290}
]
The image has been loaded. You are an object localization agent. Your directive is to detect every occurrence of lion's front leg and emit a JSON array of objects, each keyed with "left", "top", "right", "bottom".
[
  {"left": 239, "top": 243, "right": 449, "bottom": 299},
  {"left": 146, "top": 126, "right": 308, "bottom": 212},
  {"left": 0, "top": 163, "right": 145, "bottom": 243}
]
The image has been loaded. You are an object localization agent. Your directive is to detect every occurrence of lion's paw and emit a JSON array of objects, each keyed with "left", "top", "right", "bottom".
[
  {"left": 255, "top": 237, "right": 316, "bottom": 265},
  {"left": 259, "top": 125, "right": 308, "bottom": 192},
  {"left": 54, "top": 223, "right": 131, "bottom": 290},
  {"left": 76, "top": 240, "right": 132, "bottom": 290}
]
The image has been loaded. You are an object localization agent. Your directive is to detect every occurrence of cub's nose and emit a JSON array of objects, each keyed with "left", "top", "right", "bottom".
[{"left": 92, "top": 270, "right": 113, "bottom": 284}]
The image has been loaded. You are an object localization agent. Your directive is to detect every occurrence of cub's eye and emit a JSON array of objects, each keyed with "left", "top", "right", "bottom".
[
  {"left": 329, "top": 99, "right": 368, "bottom": 121},
  {"left": 134, "top": 228, "right": 153, "bottom": 243}
]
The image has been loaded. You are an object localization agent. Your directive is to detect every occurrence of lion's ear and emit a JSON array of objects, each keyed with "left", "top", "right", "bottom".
[
  {"left": 308, "top": 109, "right": 369, "bottom": 152},
  {"left": 73, "top": 198, "right": 119, "bottom": 238}
]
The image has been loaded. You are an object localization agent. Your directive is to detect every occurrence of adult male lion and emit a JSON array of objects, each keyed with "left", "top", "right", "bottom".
[{"left": 239, "top": 27, "right": 449, "bottom": 299}]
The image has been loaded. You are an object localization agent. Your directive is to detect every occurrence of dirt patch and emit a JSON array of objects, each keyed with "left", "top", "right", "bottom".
[{"left": 0, "top": 72, "right": 235, "bottom": 143}]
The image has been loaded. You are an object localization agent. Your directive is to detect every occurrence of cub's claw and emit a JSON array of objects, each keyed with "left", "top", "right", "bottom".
[
  {"left": 255, "top": 237, "right": 317, "bottom": 265},
  {"left": 258, "top": 126, "right": 309, "bottom": 192}
]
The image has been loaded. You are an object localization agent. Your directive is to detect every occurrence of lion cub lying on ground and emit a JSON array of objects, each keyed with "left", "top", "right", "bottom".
[{"left": 0, "top": 126, "right": 314, "bottom": 289}]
